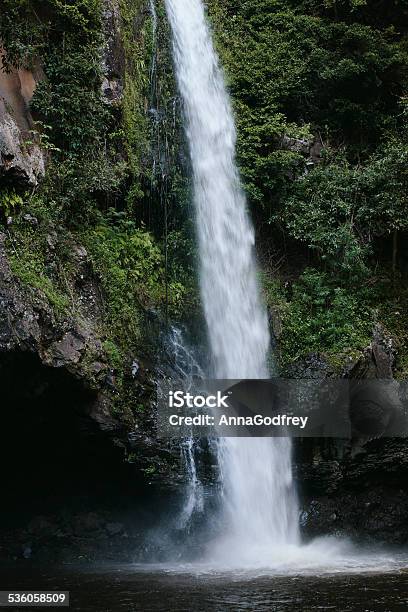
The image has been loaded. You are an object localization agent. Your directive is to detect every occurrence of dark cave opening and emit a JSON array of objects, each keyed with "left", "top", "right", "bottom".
[{"left": 0, "top": 351, "right": 172, "bottom": 564}]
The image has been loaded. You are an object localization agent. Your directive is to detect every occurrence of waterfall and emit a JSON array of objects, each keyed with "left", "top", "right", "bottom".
[
  {"left": 165, "top": 0, "right": 299, "bottom": 564},
  {"left": 157, "top": 326, "right": 206, "bottom": 532},
  {"left": 164, "top": 327, "right": 205, "bottom": 531}
]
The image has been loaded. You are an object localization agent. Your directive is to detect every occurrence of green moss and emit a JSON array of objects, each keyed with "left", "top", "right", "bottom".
[
  {"left": 102, "top": 339, "right": 123, "bottom": 370},
  {"left": 119, "top": 0, "right": 150, "bottom": 204},
  {"left": 263, "top": 268, "right": 373, "bottom": 367},
  {"left": 262, "top": 263, "right": 408, "bottom": 375},
  {"left": 81, "top": 218, "right": 165, "bottom": 350},
  {"left": 6, "top": 208, "right": 71, "bottom": 317},
  {"left": 10, "top": 256, "right": 69, "bottom": 314}
]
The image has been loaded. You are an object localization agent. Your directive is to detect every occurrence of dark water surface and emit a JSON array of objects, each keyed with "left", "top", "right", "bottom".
[{"left": 1, "top": 565, "right": 408, "bottom": 611}]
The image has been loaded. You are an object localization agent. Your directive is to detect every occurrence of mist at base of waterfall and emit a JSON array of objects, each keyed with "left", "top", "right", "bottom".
[
  {"left": 199, "top": 538, "right": 401, "bottom": 575},
  {"left": 143, "top": 505, "right": 405, "bottom": 576},
  {"left": 134, "top": 539, "right": 408, "bottom": 577}
]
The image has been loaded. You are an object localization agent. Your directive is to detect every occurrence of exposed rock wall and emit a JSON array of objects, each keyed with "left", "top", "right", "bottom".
[
  {"left": 295, "top": 327, "right": 408, "bottom": 544},
  {"left": 0, "top": 51, "right": 45, "bottom": 185},
  {"left": 101, "top": 0, "right": 125, "bottom": 105}
]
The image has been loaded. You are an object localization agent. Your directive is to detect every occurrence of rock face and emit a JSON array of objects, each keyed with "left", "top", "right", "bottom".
[
  {"left": 0, "top": 52, "right": 45, "bottom": 184},
  {"left": 300, "top": 486, "right": 408, "bottom": 545},
  {"left": 101, "top": 0, "right": 124, "bottom": 105},
  {"left": 280, "top": 133, "right": 323, "bottom": 167},
  {"left": 295, "top": 327, "right": 408, "bottom": 544},
  {"left": 1, "top": 510, "right": 143, "bottom": 564},
  {"left": 0, "top": 224, "right": 184, "bottom": 563},
  {"left": 0, "top": 230, "right": 118, "bottom": 425},
  {"left": 0, "top": 223, "right": 181, "bottom": 451}
]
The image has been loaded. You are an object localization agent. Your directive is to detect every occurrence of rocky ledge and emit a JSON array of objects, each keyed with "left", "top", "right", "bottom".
[{"left": 294, "top": 327, "right": 408, "bottom": 545}]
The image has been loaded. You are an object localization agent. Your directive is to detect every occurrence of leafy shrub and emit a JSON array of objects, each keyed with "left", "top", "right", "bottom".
[
  {"left": 82, "top": 222, "right": 164, "bottom": 346},
  {"left": 208, "top": 0, "right": 408, "bottom": 215},
  {"left": 264, "top": 268, "right": 373, "bottom": 365},
  {"left": 278, "top": 129, "right": 408, "bottom": 275},
  {"left": 0, "top": 190, "right": 24, "bottom": 220}
]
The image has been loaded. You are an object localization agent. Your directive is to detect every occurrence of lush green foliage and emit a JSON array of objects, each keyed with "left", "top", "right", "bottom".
[
  {"left": 208, "top": 0, "right": 408, "bottom": 365},
  {"left": 7, "top": 205, "right": 71, "bottom": 315},
  {"left": 263, "top": 269, "right": 372, "bottom": 366},
  {"left": 277, "top": 131, "right": 408, "bottom": 275},
  {"left": 0, "top": 189, "right": 24, "bottom": 220},
  {"left": 0, "top": 0, "right": 191, "bottom": 375},
  {"left": 2, "top": 0, "right": 407, "bottom": 371},
  {"left": 378, "top": 287, "right": 408, "bottom": 379},
  {"left": 82, "top": 218, "right": 164, "bottom": 349},
  {"left": 0, "top": 0, "right": 102, "bottom": 69},
  {"left": 209, "top": 0, "right": 407, "bottom": 210}
]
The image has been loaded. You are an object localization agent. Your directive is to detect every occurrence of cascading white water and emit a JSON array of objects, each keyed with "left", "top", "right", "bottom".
[
  {"left": 165, "top": 0, "right": 299, "bottom": 563},
  {"left": 164, "top": 327, "right": 205, "bottom": 531}
]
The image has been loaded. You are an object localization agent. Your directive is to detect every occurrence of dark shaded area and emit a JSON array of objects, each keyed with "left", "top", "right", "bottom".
[
  {"left": 0, "top": 351, "right": 134, "bottom": 520},
  {"left": 295, "top": 436, "right": 408, "bottom": 544},
  {"left": 0, "top": 351, "right": 178, "bottom": 564}
]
